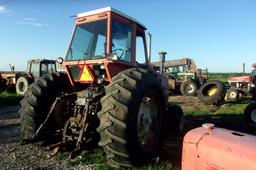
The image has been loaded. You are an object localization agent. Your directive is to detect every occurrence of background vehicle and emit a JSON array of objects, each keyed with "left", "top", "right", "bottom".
[
  {"left": 15, "top": 59, "right": 58, "bottom": 95},
  {"left": 227, "top": 63, "right": 256, "bottom": 100},
  {"left": 19, "top": 7, "right": 180, "bottom": 168},
  {"left": 197, "top": 64, "right": 256, "bottom": 105},
  {"left": 0, "top": 64, "right": 16, "bottom": 92},
  {"left": 152, "top": 58, "right": 208, "bottom": 96},
  {"left": 0, "top": 59, "right": 60, "bottom": 95}
]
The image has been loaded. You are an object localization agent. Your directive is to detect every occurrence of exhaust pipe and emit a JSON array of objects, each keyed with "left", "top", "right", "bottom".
[
  {"left": 158, "top": 51, "right": 167, "bottom": 74},
  {"left": 147, "top": 32, "right": 152, "bottom": 64}
]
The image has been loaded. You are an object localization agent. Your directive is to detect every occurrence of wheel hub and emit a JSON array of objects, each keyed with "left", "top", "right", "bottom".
[
  {"left": 137, "top": 92, "right": 160, "bottom": 151},
  {"left": 229, "top": 91, "right": 237, "bottom": 98},
  {"left": 208, "top": 86, "right": 217, "bottom": 96},
  {"left": 138, "top": 97, "right": 152, "bottom": 143},
  {"left": 19, "top": 82, "right": 25, "bottom": 92},
  {"left": 185, "top": 84, "right": 194, "bottom": 93}
]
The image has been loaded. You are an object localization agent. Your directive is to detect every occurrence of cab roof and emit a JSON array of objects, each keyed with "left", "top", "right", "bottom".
[{"left": 77, "top": 7, "right": 146, "bottom": 30}]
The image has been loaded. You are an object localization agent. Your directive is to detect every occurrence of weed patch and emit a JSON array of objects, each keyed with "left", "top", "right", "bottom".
[{"left": 0, "top": 91, "right": 22, "bottom": 106}]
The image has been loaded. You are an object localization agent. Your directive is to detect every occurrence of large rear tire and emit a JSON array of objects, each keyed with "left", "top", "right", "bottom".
[
  {"left": 97, "top": 68, "right": 166, "bottom": 168},
  {"left": 165, "top": 105, "right": 184, "bottom": 133},
  {"left": 198, "top": 81, "right": 226, "bottom": 105},
  {"left": 180, "top": 80, "right": 197, "bottom": 96},
  {"left": 19, "top": 72, "right": 72, "bottom": 140},
  {"left": 244, "top": 102, "right": 256, "bottom": 125}
]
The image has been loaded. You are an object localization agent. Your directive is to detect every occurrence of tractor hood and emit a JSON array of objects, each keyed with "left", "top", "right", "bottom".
[{"left": 228, "top": 75, "right": 250, "bottom": 83}]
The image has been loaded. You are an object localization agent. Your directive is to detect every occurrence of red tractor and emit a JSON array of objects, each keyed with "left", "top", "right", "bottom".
[
  {"left": 227, "top": 63, "right": 256, "bottom": 101},
  {"left": 20, "top": 7, "right": 181, "bottom": 168}
]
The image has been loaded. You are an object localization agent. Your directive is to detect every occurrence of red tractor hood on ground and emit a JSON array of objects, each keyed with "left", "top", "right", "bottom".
[
  {"left": 228, "top": 75, "right": 250, "bottom": 83},
  {"left": 182, "top": 124, "right": 256, "bottom": 170}
]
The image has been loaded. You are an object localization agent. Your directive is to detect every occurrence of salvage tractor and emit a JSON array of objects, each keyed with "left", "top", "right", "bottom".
[
  {"left": 19, "top": 7, "right": 178, "bottom": 168},
  {"left": 16, "top": 59, "right": 58, "bottom": 96},
  {"left": 152, "top": 58, "right": 208, "bottom": 96}
]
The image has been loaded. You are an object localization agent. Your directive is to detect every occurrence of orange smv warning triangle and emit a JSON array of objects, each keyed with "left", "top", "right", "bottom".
[{"left": 80, "top": 65, "right": 94, "bottom": 82}]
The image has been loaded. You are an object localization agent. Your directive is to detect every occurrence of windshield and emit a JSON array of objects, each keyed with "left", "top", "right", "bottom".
[{"left": 66, "top": 19, "right": 107, "bottom": 61}]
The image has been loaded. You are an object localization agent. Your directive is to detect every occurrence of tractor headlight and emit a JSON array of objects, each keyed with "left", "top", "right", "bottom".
[
  {"left": 100, "top": 64, "right": 105, "bottom": 69},
  {"left": 96, "top": 75, "right": 105, "bottom": 84}
]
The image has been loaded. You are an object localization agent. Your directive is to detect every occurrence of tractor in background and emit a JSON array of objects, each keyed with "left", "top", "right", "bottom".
[
  {"left": 227, "top": 63, "right": 256, "bottom": 101},
  {"left": 19, "top": 7, "right": 182, "bottom": 168},
  {"left": 197, "top": 64, "right": 256, "bottom": 106},
  {"left": 0, "top": 64, "right": 16, "bottom": 92},
  {"left": 0, "top": 59, "right": 61, "bottom": 95},
  {"left": 15, "top": 59, "right": 59, "bottom": 95},
  {"left": 152, "top": 58, "right": 208, "bottom": 96}
]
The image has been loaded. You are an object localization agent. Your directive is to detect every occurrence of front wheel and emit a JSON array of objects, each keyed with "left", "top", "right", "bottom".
[
  {"left": 227, "top": 88, "right": 239, "bottom": 101},
  {"left": 180, "top": 80, "right": 197, "bottom": 96},
  {"left": 16, "top": 76, "right": 30, "bottom": 96},
  {"left": 97, "top": 68, "right": 166, "bottom": 168}
]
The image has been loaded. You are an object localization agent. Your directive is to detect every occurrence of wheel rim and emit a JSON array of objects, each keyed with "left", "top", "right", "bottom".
[
  {"left": 229, "top": 91, "right": 237, "bottom": 99},
  {"left": 137, "top": 91, "right": 160, "bottom": 152},
  {"left": 185, "top": 84, "right": 194, "bottom": 93},
  {"left": 207, "top": 86, "right": 217, "bottom": 96},
  {"left": 250, "top": 110, "right": 256, "bottom": 123},
  {"left": 19, "top": 82, "right": 25, "bottom": 92}
]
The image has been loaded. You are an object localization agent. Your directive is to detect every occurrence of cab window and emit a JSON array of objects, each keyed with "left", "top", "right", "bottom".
[
  {"left": 136, "top": 35, "right": 146, "bottom": 64},
  {"left": 30, "top": 63, "right": 40, "bottom": 78},
  {"left": 111, "top": 19, "right": 132, "bottom": 62}
]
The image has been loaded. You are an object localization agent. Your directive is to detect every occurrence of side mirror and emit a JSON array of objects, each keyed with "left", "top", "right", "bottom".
[{"left": 56, "top": 57, "right": 64, "bottom": 64}]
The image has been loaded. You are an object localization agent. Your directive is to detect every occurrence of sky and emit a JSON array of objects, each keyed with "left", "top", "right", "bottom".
[{"left": 0, "top": 0, "right": 256, "bottom": 72}]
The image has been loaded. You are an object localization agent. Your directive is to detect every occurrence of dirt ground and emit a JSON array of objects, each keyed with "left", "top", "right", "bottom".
[
  {"left": 0, "top": 95, "right": 254, "bottom": 169},
  {"left": 0, "top": 105, "right": 65, "bottom": 169}
]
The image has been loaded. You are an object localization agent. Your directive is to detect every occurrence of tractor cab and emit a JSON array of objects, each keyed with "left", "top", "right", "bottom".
[
  {"left": 64, "top": 7, "right": 149, "bottom": 85},
  {"left": 26, "top": 59, "right": 57, "bottom": 79}
]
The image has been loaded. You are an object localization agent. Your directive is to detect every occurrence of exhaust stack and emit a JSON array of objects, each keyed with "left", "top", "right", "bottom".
[
  {"left": 158, "top": 51, "right": 167, "bottom": 74},
  {"left": 147, "top": 32, "right": 152, "bottom": 64}
]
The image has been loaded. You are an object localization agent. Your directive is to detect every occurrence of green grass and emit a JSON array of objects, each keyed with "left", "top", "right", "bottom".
[
  {"left": 55, "top": 148, "right": 176, "bottom": 170},
  {"left": 185, "top": 99, "right": 250, "bottom": 117},
  {"left": 0, "top": 91, "right": 22, "bottom": 106},
  {"left": 183, "top": 98, "right": 253, "bottom": 137},
  {"left": 208, "top": 72, "right": 249, "bottom": 82}
]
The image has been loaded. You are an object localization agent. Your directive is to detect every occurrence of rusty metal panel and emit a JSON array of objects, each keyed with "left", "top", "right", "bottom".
[
  {"left": 152, "top": 58, "right": 189, "bottom": 67},
  {"left": 182, "top": 123, "right": 256, "bottom": 170}
]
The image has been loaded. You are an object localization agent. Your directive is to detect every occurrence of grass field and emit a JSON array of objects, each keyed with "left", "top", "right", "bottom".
[
  {"left": 208, "top": 72, "right": 249, "bottom": 82},
  {"left": 0, "top": 91, "right": 22, "bottom": 106}
]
